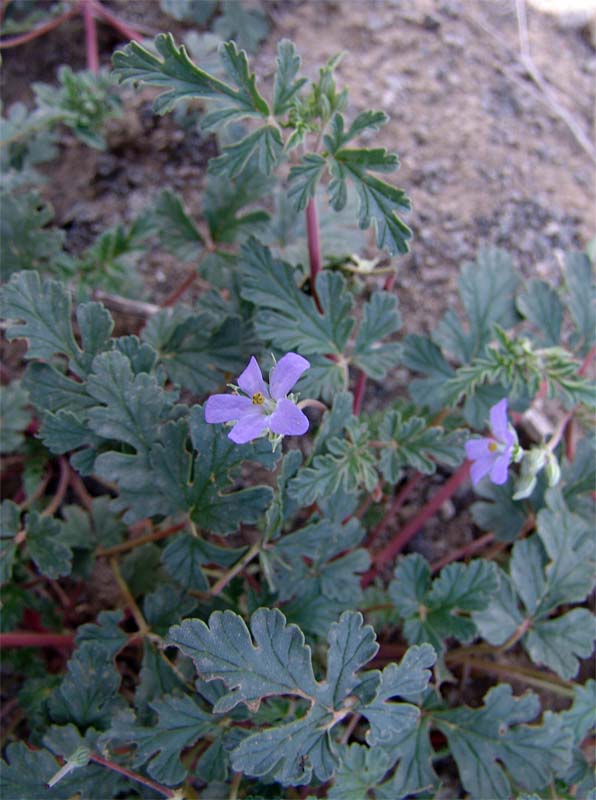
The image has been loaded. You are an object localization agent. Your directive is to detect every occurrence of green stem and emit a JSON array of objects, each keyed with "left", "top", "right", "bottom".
[{"left": 210, "top": 542, "right": 261, "bottom": 596}]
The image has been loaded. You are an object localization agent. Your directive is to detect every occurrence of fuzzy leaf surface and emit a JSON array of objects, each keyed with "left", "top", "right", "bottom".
[
  {"left": 240, "top": 238, "right": 354, "bottom": 355},
  {"left": 113, "top": 34, "right": 269, "bottom": 117},
  {"left": 389, "top": 554, "right": 498, "bottom": 652},
  {"left": 170, "top": 608, "right": 432, "bottom": 785}
]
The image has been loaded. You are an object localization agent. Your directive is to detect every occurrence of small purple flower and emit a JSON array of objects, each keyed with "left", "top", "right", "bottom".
[
  {"left": 205, "top": 353, "right": 310, "bottom": 444},
  {"left": 465, "top": 398, "right": 518, "bottom": 486}
]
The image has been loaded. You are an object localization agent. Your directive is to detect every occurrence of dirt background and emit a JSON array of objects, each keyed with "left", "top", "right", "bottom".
[{"left": 3, "top": 0, "right": 595, "bottom": 328}]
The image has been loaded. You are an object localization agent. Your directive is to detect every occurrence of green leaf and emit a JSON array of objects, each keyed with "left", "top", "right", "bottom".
[
  {"left": 151, "top": 409, "right": 276, "bottom": 533},
  {"left": 0, "top": 500, "right": 20, "bottom": 585},
  {"left": 85, "top": 350, "right": 176, "bottom": 522},
  {"left": 434, "top": 685, "right": 572, "bottom": 798},
  {"left": 0, "top": 271, "right": 80, "bottom": 367},
  {"left": 264, "top": 517, "right": 368, "bottom": 604},
  {"left": 377, "top": 407, "right": 463, "bottom": 481},
  {"left": 381, "top": 715, "right": 438, "bottom": 799},
  {"left": 112, "top": 34, "right": 269, "bottom": 118},
  {"left": 26, "top": 512, "right": 72, "bottom": 579},
  {"left": 33, "top": 67, "right": 120, "bottom": 150},
  {"left": 561, "top": 680, "right": 596, "bottom": 744},
  {"left": 0, "top": 192, "right": 67, "bottom": 280},
  {"left": 351, "top": 291, "right": 401, "bottom": 379},
  {"left": 203, "top": 168, "right": 271, "bottom": 244},
  {"left": 435, "top": 248, "right": 519, "bottom": 362},
  {"left": 0, "top": 382, "right": 31, "bottom": 453},
  {"left": 213, "top": 1, "right": 270, "bottom": 53},
  {"left": 288, "top": 419, "right": 377, "bottom": 505},
  {"left": 329, "top": 744, "right": 393, "bottom": 800},
  {"left": 106, "top": 695, "right": 213, "bottom": 785},
  {"left": 160, "top": 0, "right": 217, "bottom": 24},
  {"left": 48, "top": 644, "right": 124, "bottom": 729},
  {"left": 470, "top": 476, "right": 529, "bottom": 541},
  {"left": 473, "top": 569, "right": 524, "bottom": 646},
  {"left": 525, "top": 608, "right": 596, "bottom": 680},
  {"left": 328, "top": 148, "right": 412, "bottom": 255},
  {"left": 162, "top": 532, "right": 246, "bottom": 591},
  {"left": 288, "top": 154, "right": 327, "bottom": 211},
  {"left": 517, "top": 279, "right": 563, "bottom": 346},
  {"left": 0, "top": 743, "right": 74, "bottom": 800},
  {"left": 170, "top": 609, "right": 431, "bottom": 786},
  {"left": 324, "top": 111, "right": 389, "bottom": 152},
  {"left": 152, "top": 189, "right": 203, "bottom": 261},
  {"left": 75, "top": 610, "right": 127, "bottom": 659},
  {"left": 143, "top": 308, "right": 254, "bottom": 395},
  {"left": 273, "top": 39, "right": 307, "bottom": 116},
  {"left": 401, "top": 333, "right": 454, "bottom": 411},
  {"left": 240, "top": 238, "right": 354, "bottom": 356},
  {"left": 389, "top": 554, "right": 498, "bottom": 652},
  {"left": 362, "top": 644, "right": 436, "bottom": 746},
  {"left": 209, "top": 124, "right": 283, "bottom": 177},
  {"left": 565, "top": 250, "right": 595, "bottom": 355}
]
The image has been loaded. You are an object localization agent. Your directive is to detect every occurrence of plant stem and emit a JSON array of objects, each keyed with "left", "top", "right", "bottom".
[
  {"left": 110, "top": 557, "right": 149, "bottom": 635},
  {"left": 42, "top": 456, "right": 70, "bottom": 517},
  {"left": 305, "top": 197, "right": 323, "bottom": 313},
  {"left": 352, "top": 371, "right": 367, "bottom": 415},
  {"left": 96, "top": 521, "right": 187, "bottom": 557},
  {"left": 88, "top": 753, "right": 176, "bottom": 798},
  {"left": 365, "top": 472, "right": 423, "bottom": 550},
  {"left": 430, "top": 532, "right": 495, "bottom": 573},
  {"left": 90, "top": 0, "right": 143, "bottom": 42},
  {"left": 82, "top": 0, "right": 99, "bottom": 72},
  {"left": 228, "top": 771, "right": 242, "bottom": 800},
  {"left": 446, "top": 653, "right": 575, "bottom": 698},
  {"left": 362, "top": 462, "right": 470, "bottom": 587},
  {"left": 210, "top": 542, "right": 261, "bottom": 596},
  {"left": 0, "top": 632, "right": 74, "bottom": 648},
  {"left": 161, "top": 247, "right": 211, "bottom": 308},
  {"left": 0, "top": 2, "right": 81, "bottom": 48}
]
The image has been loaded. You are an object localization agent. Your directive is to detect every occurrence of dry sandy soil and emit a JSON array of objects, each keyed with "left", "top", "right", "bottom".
[{"left": 3, "top": 0, "right": 595, "bottom": 329}]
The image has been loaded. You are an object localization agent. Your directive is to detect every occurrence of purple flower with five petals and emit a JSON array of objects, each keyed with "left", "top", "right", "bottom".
[
  {"left": 465, "top": 398, "right": 518, "bottom": 486},
  {"left": 205, "top": 353, "right": 310, "bottom": 444}
]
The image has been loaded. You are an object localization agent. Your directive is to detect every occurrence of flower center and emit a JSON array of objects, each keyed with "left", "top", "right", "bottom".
[
  {"left": 252, "top": 392, "right": 265, "bottom": 405},
  {"left": 488, "top": 440, "right": 499, "bottom": 452}
]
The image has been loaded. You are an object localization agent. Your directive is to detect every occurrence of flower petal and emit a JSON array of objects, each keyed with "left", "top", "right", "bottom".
[
  {"left": 465, "top": 438, "right": 493, "bottom": 460},
  {"left": 489, "top": 398, "right": 509, "bottom": 442},
  {"left": 205, "top": 394, "right": 253, "bottom": 423},
  {"left": 269, "top": 353, "right": 310, "bottom": 400},
  {"left": 228, "top": 410, "right": 268, "bottom": 444},
  {"left": 470, "top": 455, "right": 495, "bottom": 486},
  {"left": 490, "top": 453, "right": 511, "bottom": 485},
  {"left": 237, "top": 356, "right": 268, "bottom": 398},
  {"left": 268, "top": 398, "right": 309, "bottom": 436}
]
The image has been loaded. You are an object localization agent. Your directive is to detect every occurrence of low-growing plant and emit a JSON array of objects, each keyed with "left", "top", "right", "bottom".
[{"left": 1, "top": 34, "right": 595, "bottom": 800}]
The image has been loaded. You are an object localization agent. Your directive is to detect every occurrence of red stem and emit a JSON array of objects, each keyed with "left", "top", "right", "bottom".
[
  {"left": 83, "top": 0, "right": 99, "bottom": 72},
  {"left": 430, "top": 531, "right": 495, "bottom": 573},
  {"left": 0, "top": 632, "right": 74, "bottom": 648},
  {"left": 383, "top": 272, "right": 397, "bottom": 292},
  {"left": 0, "top": 2, "right": 81, "bottom": 48},
  {"left": 305, "top": 197, "right": 323, "bottom": 313},
  {"left": 90, "top": 0, "right": 143, "bottom": 42},
  {"left": 365, "top": 472, "right": 423, "bottom": 549},
  {"left": 579, "top": 344, "right": 596, "bottom": 376},
  {"left": 89, "top": 753, "right": 176, "bottom": 798},
  {"left": 161, "top": 270, "right": 198, "bottom": 308},
  {"left": 362, "top": 462, "right": 470, "bottom": 587},
  {"left": 352, "top": 371, "right": 367, "bottom": 415}
]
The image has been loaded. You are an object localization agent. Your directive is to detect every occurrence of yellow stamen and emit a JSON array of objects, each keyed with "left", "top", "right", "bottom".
[
  {"left": 488, "top": 440, "right": 498, "bottom": 452},
  {"left": 252, "top": 392, "right": 265, "bottom": 405}
]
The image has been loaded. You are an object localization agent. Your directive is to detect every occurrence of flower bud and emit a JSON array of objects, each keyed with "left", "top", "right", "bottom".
[{"left": 544, "top": 451, "right": 561, "bottom": 487}]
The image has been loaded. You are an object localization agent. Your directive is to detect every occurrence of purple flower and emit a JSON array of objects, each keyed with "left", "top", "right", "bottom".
[
  {"left": 205, "top": 353, "right": 310, "bottom": 444},
  {"left": 465, "top": 398, "right": 517, "bottom": 486}
]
